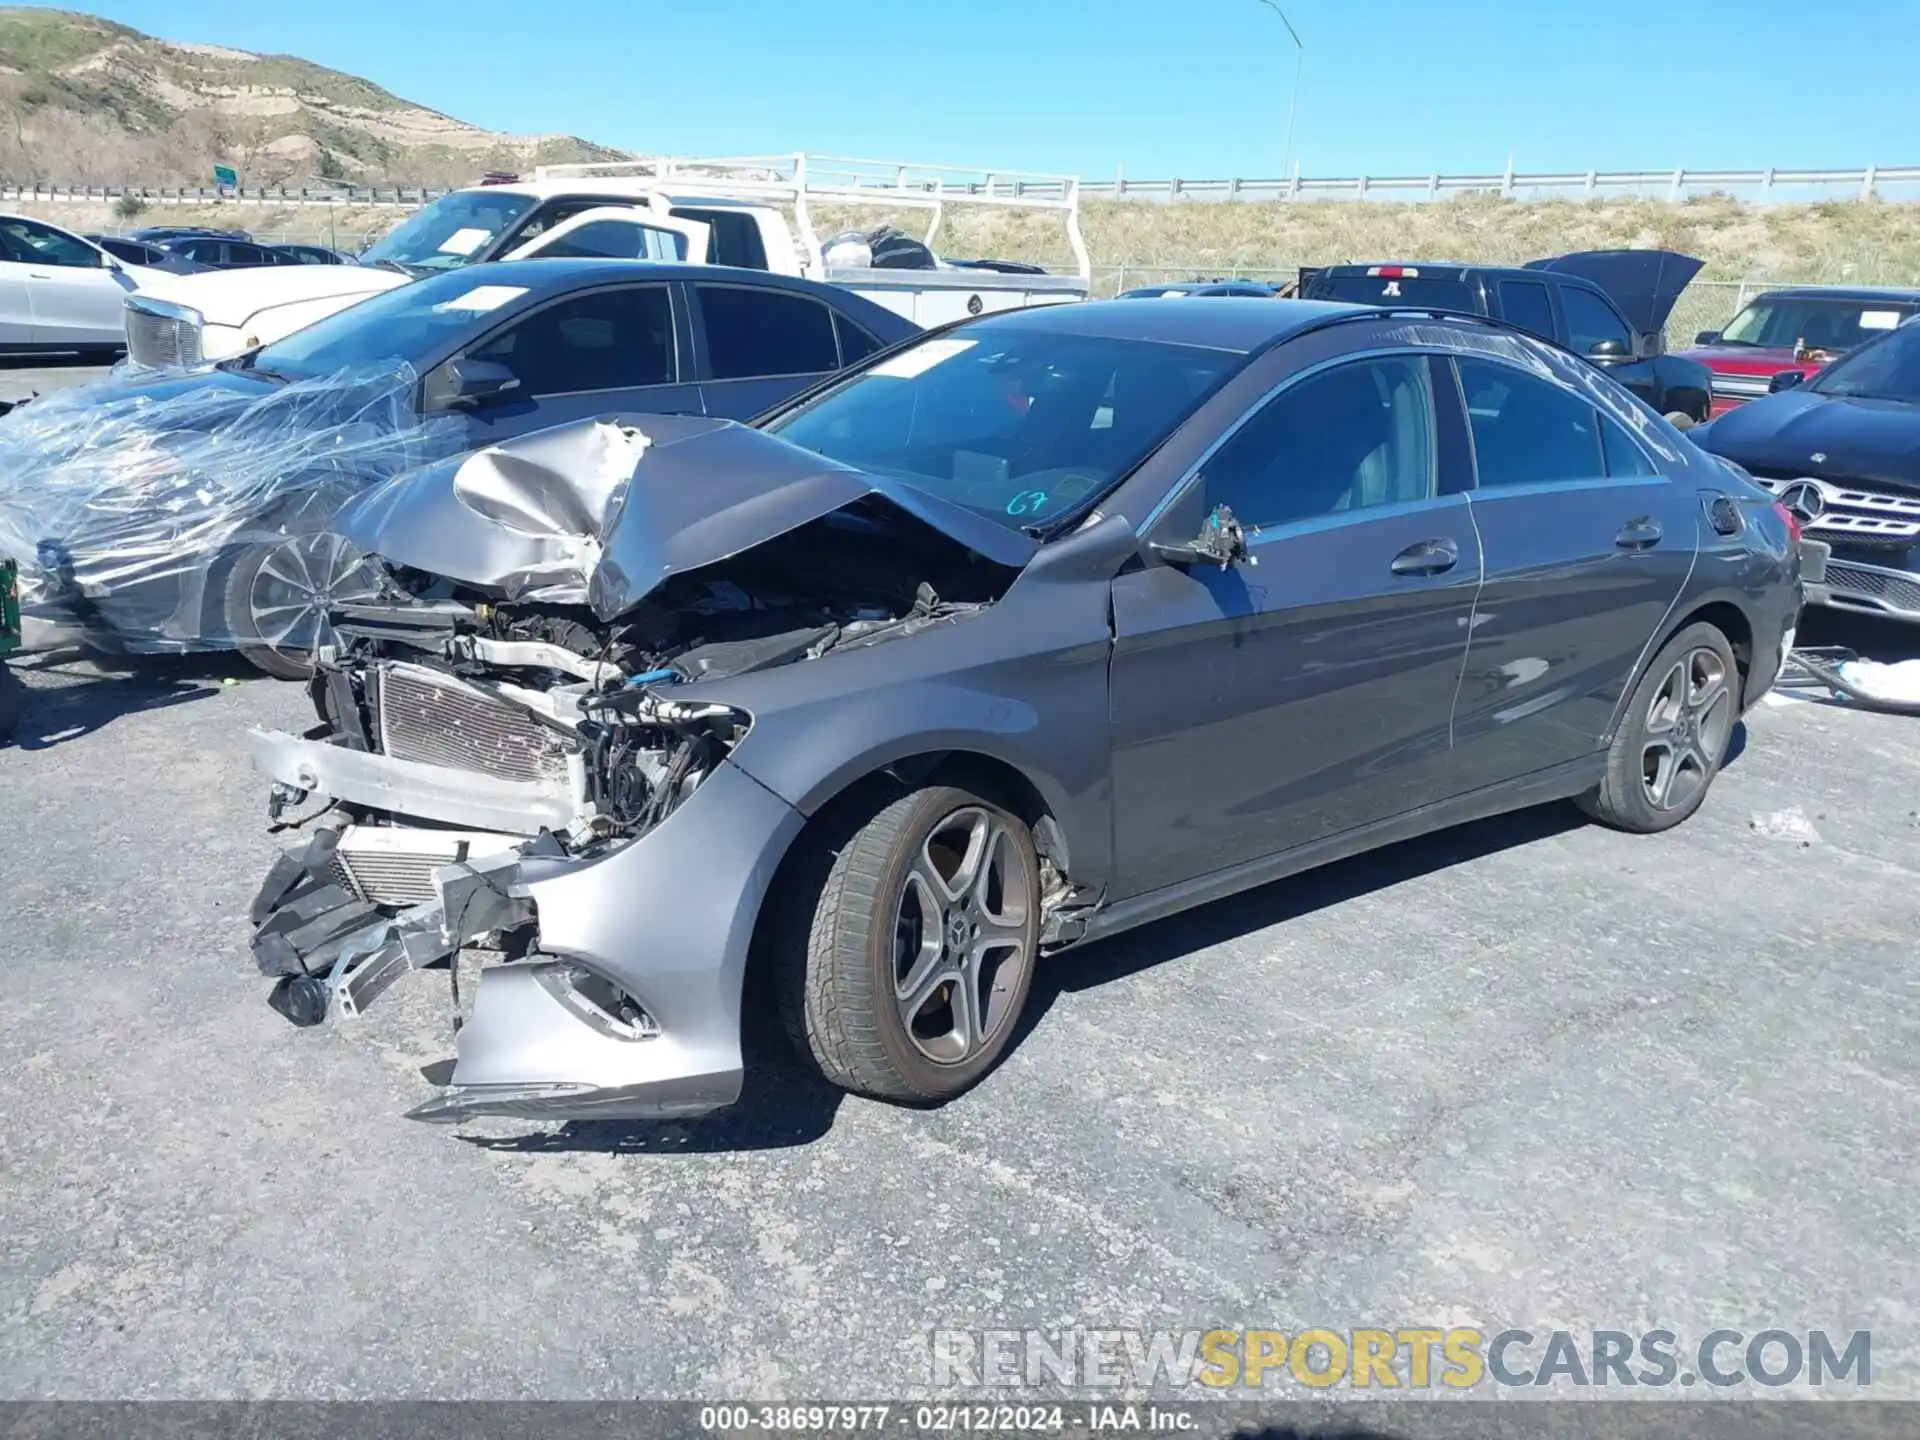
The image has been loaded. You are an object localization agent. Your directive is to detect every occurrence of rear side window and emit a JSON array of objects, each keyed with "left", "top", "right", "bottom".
[
  {"left": 1560, "top": 287, "right": 1633, "bottom": 354},
  {"left": 672, "top": 208, "right": 769, "bottom": 270},
  {"left": 1456, "top": 357, "right": 1603, "bottom": 487},
  {"left": 1497, "top": 280, "right": 1556, "bottom": 341},
  {"left": 697, "top": 286, "right": 839, "bottom": 379},
  {"left": 1600, "top": 415, "right": 1658, "bottom": 477},
  {"left": 835, "top": 313, "right": 883, "bottom": 366}
]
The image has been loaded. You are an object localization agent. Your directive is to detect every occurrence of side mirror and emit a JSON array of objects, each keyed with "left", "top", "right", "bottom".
[
  {"left": 1150, "top": 503, "right": 1257, "bottom": 569},
  {"left": 1694, "top": 330, "right": 1721, "bottom": 346},
  {"left": 1768, "top": 370, "right": 1806, "bottom": 393},
  {"left": 443, "top": 357, "right": 521, "bottom": 406},
  {"left": 1587, "top": 337, "right": 1633, "bottom": 363}
]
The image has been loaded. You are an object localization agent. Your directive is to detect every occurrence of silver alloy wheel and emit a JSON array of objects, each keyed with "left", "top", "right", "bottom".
[
  {"left": 1641, "top": 646, "right": 1734, "bottom": 811},
  {"left": 247, "top": 533, "right": 382, "bottom": 655},
  {"left": 891, "top": 806, "right": 1033, "bottom": 1066}
]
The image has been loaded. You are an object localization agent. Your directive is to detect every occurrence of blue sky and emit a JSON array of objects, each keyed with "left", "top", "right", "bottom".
[{"left": 27, "top": 0, "right": 1920, "bottom": 180}]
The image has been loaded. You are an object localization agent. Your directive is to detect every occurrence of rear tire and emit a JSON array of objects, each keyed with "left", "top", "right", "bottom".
[
  {"left": 782, "top": 784, "right": 1039, "bottom": 1103},
  {"left": 1577, "top": 621, "right": 1738, "bottom": 833},
  {"left": 221, "top": 532, "right": 382, "bottom": 681}
]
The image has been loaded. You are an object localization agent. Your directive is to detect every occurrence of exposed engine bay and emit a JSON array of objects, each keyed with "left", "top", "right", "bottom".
[{"left": 246, "top": 418, "right": 1018, "bottom": 1044}]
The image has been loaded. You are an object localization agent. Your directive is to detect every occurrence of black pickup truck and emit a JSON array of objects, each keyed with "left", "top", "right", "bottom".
[{"left": 1301, "top": 250, "right": 1713, "bottom": 423}]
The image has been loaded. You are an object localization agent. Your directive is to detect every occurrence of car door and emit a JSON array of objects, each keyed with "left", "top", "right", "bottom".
[
  {"left": 1108, "top": 350, "right": 1483, "bottom": 900},
  {"left": 1445, "top": 353, "right": 1698, "bottom": 788},
  {"left": 690, "top": 282, "right": 850, "bottom": 419},
  {"left": 421, "top": 282, "right": 699, "bottom": 443},
  {"left": 1554, "top": 282, "right": 1667, "bottom": 403},
  {"left": 503, "top": 207, "right": 709, "bottom": 265},
  {"left": 0, "top": 227, "right": 34, "bottom": 346},
  {"left": 2, "top": 218, "right": 122, "bottom": 347}
]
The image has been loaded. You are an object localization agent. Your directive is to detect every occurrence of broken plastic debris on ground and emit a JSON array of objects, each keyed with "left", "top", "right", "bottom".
[{"left": 1750, "top": 806, "right": 1822, "bottom": 846}]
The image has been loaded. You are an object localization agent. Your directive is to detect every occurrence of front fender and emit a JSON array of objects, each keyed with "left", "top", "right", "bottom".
[{"left": 702, "top": 580, "right": 1118, "bottom": 893}]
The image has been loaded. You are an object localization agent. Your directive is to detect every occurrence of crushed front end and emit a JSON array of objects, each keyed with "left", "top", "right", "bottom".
[{"left": 247, "top": 595, "right": 802, "bottom": 1124}]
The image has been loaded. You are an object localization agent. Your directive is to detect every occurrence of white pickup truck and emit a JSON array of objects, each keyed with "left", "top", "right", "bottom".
[{"left": 123, "top": 154, "right": 1092, "bottom": 368}]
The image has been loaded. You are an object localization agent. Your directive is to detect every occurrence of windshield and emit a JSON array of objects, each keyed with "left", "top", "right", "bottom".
[
  {"left": 1810, "top": 321, "right": 1920, "bottom": 403},
  {"left": 762, "top": 327, "right": 1243, "bottom": 530},
  {"left": 1718, "top": 296, "right": 1915, "bottom": 351},
  {"left": 358, "top": 190, "right": 537, "bottom": 273},
  {"left": 247, "top": 271, "right": 532, "bottom": 380}
]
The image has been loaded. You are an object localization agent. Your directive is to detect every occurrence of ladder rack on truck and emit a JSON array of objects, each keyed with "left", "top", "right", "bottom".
[{"left": 531, "top": 152, "right": 1093, "bottom": 287}]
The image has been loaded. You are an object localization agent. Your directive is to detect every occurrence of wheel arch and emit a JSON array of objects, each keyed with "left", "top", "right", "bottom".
[
  {"left": 1605, "top": 595, "right": 1757, "bottom": 742},
  {"left": 740, "top": 744, "right": 1079, "bottom": 1018}
]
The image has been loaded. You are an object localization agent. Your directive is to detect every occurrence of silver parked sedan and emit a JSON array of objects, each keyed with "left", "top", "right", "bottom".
[{"left": 246, "top": 298, "right": 1807, "bottom": 1125}]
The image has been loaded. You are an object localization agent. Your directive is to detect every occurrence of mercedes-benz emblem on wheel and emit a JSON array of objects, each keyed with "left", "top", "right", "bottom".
[{"left": 1780, "top": 478, "right": 1828, "bottom": 522}]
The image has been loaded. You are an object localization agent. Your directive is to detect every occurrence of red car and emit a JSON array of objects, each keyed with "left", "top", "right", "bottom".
[{"left": 1681, "top": 286, "right": 1920, "bottom": 415}]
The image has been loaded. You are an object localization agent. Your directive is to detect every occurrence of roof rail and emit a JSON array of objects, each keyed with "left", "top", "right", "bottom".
[{"left": 530, "top": 152, "right": 1090, "bottom": 282}]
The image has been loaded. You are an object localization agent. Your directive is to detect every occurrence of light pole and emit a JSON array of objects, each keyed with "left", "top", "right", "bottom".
[{"left": 1256, "top": 0, "right": 1306, "bottom": 186}]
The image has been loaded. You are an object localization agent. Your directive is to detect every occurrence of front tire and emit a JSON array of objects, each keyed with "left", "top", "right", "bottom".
[
  {"left": 784, "top": 785, "right": 1040, "bottom": 1103},
  {"left": 221, "top": 531, "right": 382, "bottom": 680},
  {"left": 1577, "top": 621, "right": 1739, "bottom": 833}
]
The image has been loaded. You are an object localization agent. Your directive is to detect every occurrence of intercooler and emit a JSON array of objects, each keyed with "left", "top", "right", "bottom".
[
  {"left": 376, "top": 663, "right": 574, "bottom": 786},
  {"left": 326, "top": 825, "right": 521, "bottom": 908}
]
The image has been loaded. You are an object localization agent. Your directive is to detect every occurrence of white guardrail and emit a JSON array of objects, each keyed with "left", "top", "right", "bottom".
[{"left": 4, "top": 163, "right": 1919, "bottom": 207}]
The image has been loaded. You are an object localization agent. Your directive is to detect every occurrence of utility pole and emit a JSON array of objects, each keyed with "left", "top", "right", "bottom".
[{"left": 1256, "top": 0, "right": 1306, "bottom": 187}]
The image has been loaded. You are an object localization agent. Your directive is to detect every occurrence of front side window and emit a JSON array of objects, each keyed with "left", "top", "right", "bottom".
[
  {"left": 1559, "top": 287, "right": 1633, "bottom": 354},
  {"left": 1457, "top": 357, "right": 1603, "bottom": 487},
  {"left": 467, "top": 286, "right": 675, "bottom": 395},
  {"left": 698, "top": 287, "right": 839, "bottom": 379},
  {"left": 1201, "top": 355, "right": 1436, "bottom": 530},
  {"left": 1, "top": 218, "right": 97, "bottom": 268},
  {"left": 359, "top": 189, "right": 538, "bottom": 272},
  {"left": 763, "top": 324, "right": 1242, "bottom": 529}
]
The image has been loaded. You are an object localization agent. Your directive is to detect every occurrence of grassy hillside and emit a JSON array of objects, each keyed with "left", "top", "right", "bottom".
[{"left": 0, "top": 7, "right": 623, "bottom": 187}]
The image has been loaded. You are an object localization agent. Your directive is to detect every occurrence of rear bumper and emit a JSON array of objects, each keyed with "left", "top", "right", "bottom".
[{"left": 246, "top": 735, "right": 805, "bottom": 1125}]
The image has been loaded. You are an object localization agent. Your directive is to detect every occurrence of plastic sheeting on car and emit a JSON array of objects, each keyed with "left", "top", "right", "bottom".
[{"left": 0, "top": 362, "right": 463, "bottom": 654}]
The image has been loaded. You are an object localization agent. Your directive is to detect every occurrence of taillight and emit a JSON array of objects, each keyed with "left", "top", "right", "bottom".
[{"left": 1772, "top": 500, "right": 1802, "bottom": 545}]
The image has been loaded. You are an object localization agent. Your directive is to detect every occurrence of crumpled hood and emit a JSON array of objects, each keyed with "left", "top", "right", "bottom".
[
  {"left": 332, "top": 414, "right": 1040, "bottom": 619},
  {"left": 1697, "top": 386, "right": 1920, "bottom": 493},
  {"left": 1524, "top": 249, "right": 1705, "bottom": 336},
  {"left": 134, "top": 263, "right": 406, "bottom": 327}
]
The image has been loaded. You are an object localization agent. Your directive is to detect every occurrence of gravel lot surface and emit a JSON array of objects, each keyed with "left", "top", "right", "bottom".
[{"left": 0, "top": 594, "right": 1915, "bottom": 1403}]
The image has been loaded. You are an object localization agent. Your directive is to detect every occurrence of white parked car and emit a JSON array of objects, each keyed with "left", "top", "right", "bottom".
[
  {"left": 0, "top": 214, "right": 173, "bottom": 357},
  {"left": 123, "top": 154, "right": 1092, "bottom": 368}
]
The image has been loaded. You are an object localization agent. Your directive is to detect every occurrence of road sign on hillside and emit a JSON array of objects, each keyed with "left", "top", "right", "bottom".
[{"left": 212, "top": 165, "right": 237, "bottom": 187}]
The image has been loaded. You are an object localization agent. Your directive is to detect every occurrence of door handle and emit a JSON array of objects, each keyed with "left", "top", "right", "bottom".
[
  {"left": 1390, "top": 537, "right": 1460, "bottom": 577},
  {"left": 28, "top": 272, "right": 51, "bottom": 280},
  {"left": 1615, "top": 518, "right": 1663, "bottom": 550}
]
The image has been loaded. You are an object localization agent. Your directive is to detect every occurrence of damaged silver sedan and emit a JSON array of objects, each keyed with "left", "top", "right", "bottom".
[{"left": 248, "top": 300, "right": 1806, "bottom": 1124}]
